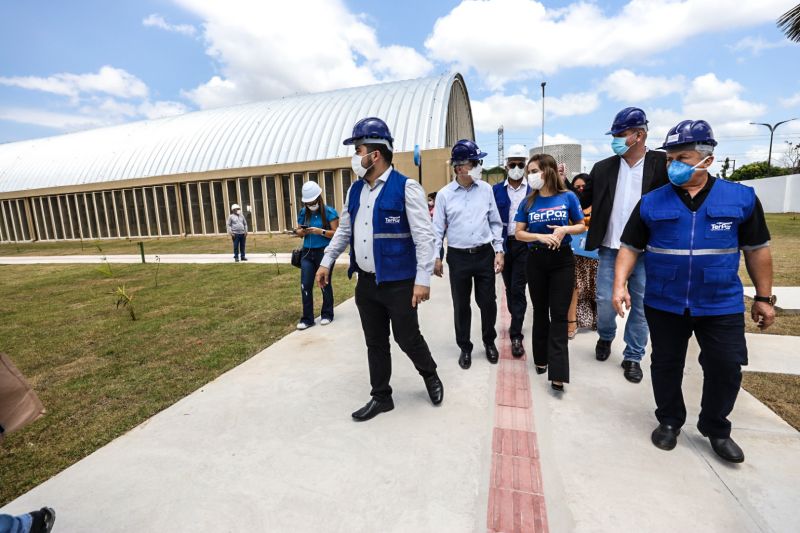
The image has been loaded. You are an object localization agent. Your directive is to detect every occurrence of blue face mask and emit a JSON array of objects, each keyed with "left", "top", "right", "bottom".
[
  {"left": 611, "top": 135, "right": 631, "bottom": 156},
  {"left": 667, "top": 156, "right": 710, "bottom": 186}
]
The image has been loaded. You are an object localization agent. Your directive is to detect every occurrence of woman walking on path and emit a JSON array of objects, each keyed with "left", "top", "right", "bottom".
[
  {"left": 513, "top": 154, "right": 586, "bottom": 391},
  {"left": 226, "top": 204, "right": 248, "bottom": 262},
  {"left": 567, "top": 174, "right": 599, "bottom": 337},
  {"left": 295, "top": 181, "right": 339, "bottom": 330}
]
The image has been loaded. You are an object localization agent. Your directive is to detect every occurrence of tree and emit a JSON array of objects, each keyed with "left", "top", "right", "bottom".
[
  {"left": 720, "top": 157, "right": 731, "bottom": 179},
  {"left": 782, "top": 141, "right": 800, "bottom": 173},
  {"left": 778, "top": 3, "right": 800, "bottom": 42},
  {"left": 728, "top": 161, "right": 793, "bottom": 182}
]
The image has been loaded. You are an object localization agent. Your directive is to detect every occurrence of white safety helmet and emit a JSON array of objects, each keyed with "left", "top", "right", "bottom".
[
  {"left": 505, "top": 144, "right": 529, "bottom": 162},
  {"left": 301, "top": 181, "right": 322, "bottom": 203},
  {"left": 231, "top": 203, "right": 241, "bottom": 211}
]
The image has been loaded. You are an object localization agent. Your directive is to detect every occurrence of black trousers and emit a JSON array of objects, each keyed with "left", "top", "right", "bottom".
[
  {"left": 645, "top": 305, "right": 747, "bottom": 438},
  {"left": 355, "top": 273, "right": 438, "bottom": 401},
  {"left": 501, "top": 237, "right": 528, "bottom": 341},
  {"left": 446, "top": 244, "right": 497, "bottom": 352},
  {"left": 526, "top": 246, "right": 575, "bottom": 383}
]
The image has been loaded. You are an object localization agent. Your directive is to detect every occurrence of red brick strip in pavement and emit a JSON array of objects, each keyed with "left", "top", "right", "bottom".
[{"left": 487, "top": 293, "right": 549, "bottom": 533}]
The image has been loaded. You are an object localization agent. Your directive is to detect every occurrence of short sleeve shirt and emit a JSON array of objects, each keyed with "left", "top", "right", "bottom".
[
  {"left": 298, "top": 205, "right": 339, "bottom": 249},
  {"left": 514, "top": 191, "right": 584, "bottom": 246}
]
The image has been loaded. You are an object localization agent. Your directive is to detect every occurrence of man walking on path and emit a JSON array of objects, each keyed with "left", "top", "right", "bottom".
[
  {"left": 493, "top": 144, "right": 531, "bottom": 357},
  {"left": 316, "top": 117, "right": 442, "bottom": 422},
  {"left": 226, "top": 203, "right": 248, "bottom": 262},
  {"left": 433, "top": 139, "right": 504, "bottom": 370},
  {"left": 613, "top": 119, "right": 774, "bottom": 463},
  {"left": 581, "top": 107, "right": 669, "bottom": 383}
]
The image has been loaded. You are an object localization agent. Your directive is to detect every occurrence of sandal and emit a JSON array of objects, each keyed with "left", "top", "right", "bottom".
[{"left": 567, "top": 320, "right": 577, "bottom": 340}]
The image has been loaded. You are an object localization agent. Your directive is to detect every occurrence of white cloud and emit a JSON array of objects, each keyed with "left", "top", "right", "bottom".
[
  {"left": 425, "top": 0, "right": 796, "bottom": 88},
  {"left": 781, "top": 92, "right": 800, "bottom": 108},
  {"left": 138, "top": 100, "right": 189, "bottom": 120},
  {"left": 728, "top": 36, "right": 794, "bottom": 56},
  {"left": 142, "top": 13, "right": 197, "bottom": 36},
  {"left": 175, "top": 0, "right": 433, "bottom": 109},
  {"left": 0, "top": 66, "right": 149, "bottom": 102},
  {"left": 0, "top": 107, "right": 112, "bottom": 131},
  {"left": 471, "top": 91, "right": 599, "bottom": 132},
  {"left": 600, "top": 69, "right": 684, "bottom": 103}
]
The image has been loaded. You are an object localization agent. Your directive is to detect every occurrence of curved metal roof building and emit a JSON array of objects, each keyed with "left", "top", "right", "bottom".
[{"left": 0, "top": 73, "right": 473, "bottom": 195}]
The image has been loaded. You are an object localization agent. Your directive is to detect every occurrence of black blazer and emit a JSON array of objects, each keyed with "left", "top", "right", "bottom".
[{"left": 581, "top": 150, "right": 668, "bottom": 251}]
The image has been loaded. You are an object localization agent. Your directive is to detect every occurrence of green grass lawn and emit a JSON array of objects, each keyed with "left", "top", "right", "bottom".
[
  {"left": 739, "top": 213, "right": 800, "bottom": 286},
  {"left": 0, "top": 233, "right": 299, "bottom": 256},
  {"left": 0, "top": 262, "right": 355, "bottom": 505}
]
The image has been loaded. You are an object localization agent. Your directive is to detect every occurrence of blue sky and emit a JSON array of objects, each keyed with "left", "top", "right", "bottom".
[{"left": 1, "top": 0, "right": 799, "bottom": 174}]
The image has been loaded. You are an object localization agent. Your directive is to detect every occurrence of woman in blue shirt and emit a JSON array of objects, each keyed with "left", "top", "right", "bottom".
[
  {"left": 513, "top": 154, "right": 586, "bottom": 391},
  {"left": 295, "top": 181, "right": 339, "bottom": 330}
]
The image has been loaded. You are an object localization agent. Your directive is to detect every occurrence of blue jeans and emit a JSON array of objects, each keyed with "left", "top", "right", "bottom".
[
  {"left": 596, "top": 246, "right": 648, "bottom": 362},
  {"left": 232, "top": 233, "right": 246, "bottom": 260},
  {"left": 0, "top": 513, "right": 32, "bottom": 533},
  {"left": 300, "top": 247, "right": 334, "bottom": 326}
]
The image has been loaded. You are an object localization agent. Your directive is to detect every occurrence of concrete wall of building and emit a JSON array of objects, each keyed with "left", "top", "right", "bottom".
[{"left": 739, "top": 174, "right": 800, "bottom": 213}]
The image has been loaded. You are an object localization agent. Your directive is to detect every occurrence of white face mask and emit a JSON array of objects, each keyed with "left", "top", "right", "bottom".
[
  {"left": 351, "top": 151, "right": 376, "bottom": 179},
  {"left": 235, "top": 209, "right": 241, "bottom": 215},
  {"left": 468, "top": 164, "right": 483, "bottom": 182},
  {"left": 528, "top": 172, "right": 544, "bottom": 190},
  {"left": 307, "top": 204, "right": 319, "bottom": 212},
  {"left": 507, "top": 167, "right": 525, "bottom": 181}
]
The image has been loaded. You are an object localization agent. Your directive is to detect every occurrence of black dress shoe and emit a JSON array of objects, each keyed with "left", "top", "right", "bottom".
[
  {"left": 423, "top": 373, "right": 444, "bottom": 405},
  {"left": 351, "top": 398, "right": 394, "bottom": 421},
  {"left": 485, "top": 343, "right": 499, "bottom": 364},
  {"left": 458, "top": 350, "right": 472, "bottom": 369},
  {"left": 535, "top": 365, "right": 547, "bottom": 375},
  {"left": 701, "top": 433, "right": 745, "bottom": 463},
  {"left": 651, "top": 423, "right": 680, "bottom": 451},
  {"left": 595, "top": 339, "right": 611, "bottom": 361},
  {"left": 511, "top": 338, "right": 525, "bottom": 358},
  {"left": 621, "top": 360, "right": 643, "bottom": 383},
  {"left": 551, "top": 381, "right": 564, "bottom": 392}
]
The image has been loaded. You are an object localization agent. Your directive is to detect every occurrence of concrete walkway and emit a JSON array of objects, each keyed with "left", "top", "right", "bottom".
[
  {"left": 2, "top": 275, "right": 799, "bottom": 532},
  {"left": 0, "top": 253, "right": 323, "bottom": 264},
  {"left": 743, "top": 286, "right": 800, "bottom": 310}
]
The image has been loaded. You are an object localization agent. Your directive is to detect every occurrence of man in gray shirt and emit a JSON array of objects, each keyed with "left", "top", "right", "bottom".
[
  {"left": 433, "top": 140, "right": 504, "bottom": 370},
  {"left": 316, "top": 117, "right": 442, "bottom": 422}
]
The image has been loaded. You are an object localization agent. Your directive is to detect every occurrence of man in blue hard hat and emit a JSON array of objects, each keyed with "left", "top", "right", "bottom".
[
  {"left": 580, "top": 107, "right": 669, "bottom": 383},
  {"left": 433, "top": 139, "right": 505, "bottom": 369},
  {"left": 493, "top": 144, "right": 532, "bottom": 357},
  {"left": 316, "top": 117, "right": 443, "bottom": 422},
  {"left": 613, "top": 119, "right": 774, "bottom": 463}
]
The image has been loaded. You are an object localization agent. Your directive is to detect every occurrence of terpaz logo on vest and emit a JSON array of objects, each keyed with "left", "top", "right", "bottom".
[
  {"left": 385, "top": 216, "right": 401, "bottom": 224},
  {"left": 710, "top": 222, "right": 734, "bottom": 232}
]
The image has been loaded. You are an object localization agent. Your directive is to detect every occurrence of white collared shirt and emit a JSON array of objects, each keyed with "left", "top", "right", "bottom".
[
  {"left": 321, "top": 166, "right": 435, "bottom": 286},
  {"left": 602, "top": 152, "right": 646, "bottom": 249},
  {"left": 505, "top": 179, "right": 528, "bottom": 237}
]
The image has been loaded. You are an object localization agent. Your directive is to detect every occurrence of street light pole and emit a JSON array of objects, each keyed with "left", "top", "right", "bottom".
[
  {"left": 540, "top": 82, "right": 546, "bottom": 151},
  {"left": 750, "top": 118, "right": 798, "bottom": 171}
]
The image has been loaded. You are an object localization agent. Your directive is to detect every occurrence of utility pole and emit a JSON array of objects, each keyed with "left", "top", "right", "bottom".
[
  {"left": 540, "top": 82, "right": 546, "bottom": 151},
  {"left": 750, "top": 118, "right": 798, "bottom": 171},
  {"left": 497, "top": 125, "right": 504, "bottom": 167}
]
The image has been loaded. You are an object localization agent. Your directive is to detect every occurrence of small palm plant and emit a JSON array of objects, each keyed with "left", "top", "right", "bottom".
[
  {"left": 113, "top": 285, "right": 137, "bottom": 321},
  {"left": 778, "top": 4, "right": 800, "bottom": 42}
]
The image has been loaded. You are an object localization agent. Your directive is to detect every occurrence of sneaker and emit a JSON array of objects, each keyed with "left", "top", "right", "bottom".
[
  {"left": 29, "top": 507, "right": 56, "bottom": 533},
  {"left": 320, "top": 318, "right": 332, "bottom": 326},
  {"left": 296, "top": 322, "right": 311, "bottom": 330},
  {"left": 241, "top": 257, "right": 248, "bottom": 261},
  {"left": 234, "top": 258, "right": 240, "bottom": 262}
]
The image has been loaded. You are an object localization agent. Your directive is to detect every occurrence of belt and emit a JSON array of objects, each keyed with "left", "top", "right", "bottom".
[{"left": 447, "top": 243, "right": 493, "bottom": 254}]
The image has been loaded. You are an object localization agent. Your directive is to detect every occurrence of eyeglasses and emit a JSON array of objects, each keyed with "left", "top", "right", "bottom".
[{"left": 507, "top": 162, "right": 525, "bottom": 169}]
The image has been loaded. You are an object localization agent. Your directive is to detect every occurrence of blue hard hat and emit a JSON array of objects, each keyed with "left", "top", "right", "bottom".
[
  {"left": 660, "top": 120, "right": 718, "bottom": 150},
  {"left": 451, "top": 139, "right": 487, "bottom": 164},
  {"left": 343, "top": 117, "right": 394, "bottom": 148},
  {"left": 606, "top": 107, "right": 648, "bottom": 135}
]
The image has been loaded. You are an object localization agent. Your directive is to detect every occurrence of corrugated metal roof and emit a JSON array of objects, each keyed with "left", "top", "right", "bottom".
[{"left": 0, "top": 73, "right": 472, "bottom": 194}]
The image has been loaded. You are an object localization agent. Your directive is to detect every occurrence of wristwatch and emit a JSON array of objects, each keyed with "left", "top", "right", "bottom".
[{"left": 754, "top": 294, "right": 777, "bottom": 305}]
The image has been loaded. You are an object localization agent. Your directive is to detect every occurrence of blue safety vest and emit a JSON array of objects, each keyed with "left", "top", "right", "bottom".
[
  {"left": 492, "top": 181, "right": 531, "bottom": 251},
  {"left": 640, "top": 178, "right": 755, "bottom": 316},
  {"left": 347, "top": 169, "right": 417, "bottom": 283}
]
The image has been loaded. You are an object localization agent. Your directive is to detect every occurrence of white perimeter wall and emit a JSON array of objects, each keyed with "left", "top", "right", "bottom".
[{"left": 740, "top": 174, "right": 800, "bottom": 213}]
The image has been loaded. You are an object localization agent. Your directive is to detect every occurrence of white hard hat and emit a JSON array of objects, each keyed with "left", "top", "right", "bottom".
[
  {"left": 301, "top": 181, "right": 322, "bottom": 203},
  {"left": 506, "top": 144, "right": 528, "bottom": 161},
  {"left": 231, "top": 203, "right": 241, "bottom": 211}
]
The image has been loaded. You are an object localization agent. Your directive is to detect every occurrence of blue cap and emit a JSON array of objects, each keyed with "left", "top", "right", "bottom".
[
  {"left": 660, "top": 120, "right": 718, "bottom": 150},
  {"left": 606, "top": 107, "right": 648, "bottom": 135}
]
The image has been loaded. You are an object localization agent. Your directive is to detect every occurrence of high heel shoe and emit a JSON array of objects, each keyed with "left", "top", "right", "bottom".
[
  {"left": 551, "top": 381, "right": 564, "bottom": 392},
  {"left": 567, "top": 320, "right": 577, "bottom": 340},
  {"left": 535, "top": 365, "right": 547, "bottom": 375}
]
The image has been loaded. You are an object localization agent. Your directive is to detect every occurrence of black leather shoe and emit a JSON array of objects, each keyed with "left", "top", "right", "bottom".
[
  {"left": 485, "top": 343, "right": 499, "bottom": 364},
  {"left": 651, "top": 423, "right": 680, "bottom": 451},
  {"left": 459, "top": 350, "right": 472, "bottom": 369},
  {"left": 511, "top": 338, "right": 525, "bottom": 358},
  {"left": 351, "top": 398, "right": 394, "bottom": 421},
  {"left": 535, "top": 365, "right": 547, "bottom": 375},
  {"left": 621, "top": 360, "right": 643, "bottom": 383},
  {"left": 423, "top": 373, "right": 444, "bottom": 405},
  {"left": 595, "top": 339, "right": 611, "bottom": 361},
  {"left": 29, "top": 507, "right": 56, "bottom": 533},
  {"left": 701, "top": 433, "right": 745, "bottom": 463}
]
